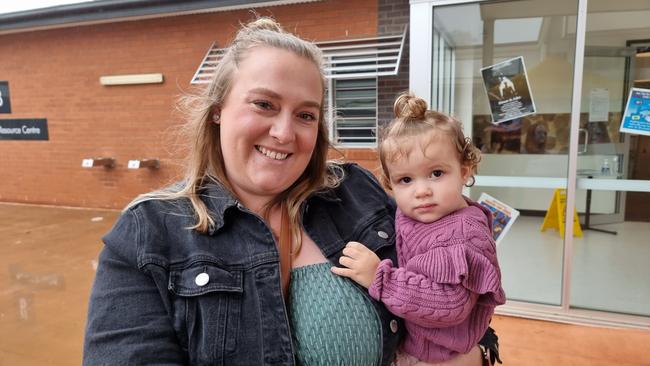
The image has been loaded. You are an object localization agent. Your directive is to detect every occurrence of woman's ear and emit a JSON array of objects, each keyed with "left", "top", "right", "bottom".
[{"left": 211, "top": 106, "right": 221, "bottom": 124}]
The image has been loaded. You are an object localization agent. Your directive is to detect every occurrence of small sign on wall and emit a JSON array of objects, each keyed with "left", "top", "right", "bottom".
[
  {"left": 0, "top": 81, "right": 11, "bottom": 114},
  {"left": 0, "top": 119, "right": 49, "bottom": 140}
]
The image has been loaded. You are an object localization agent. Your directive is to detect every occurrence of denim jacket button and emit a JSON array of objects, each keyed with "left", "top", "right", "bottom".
[
  {"left": 377, "top": 230, "right": 389, "bottom": 239},
  {"left": 390, "top": 319, "right": 399, "bottom": 333},
  {"left": 195, "top": 272, "right": 210, "bottom": 286}
]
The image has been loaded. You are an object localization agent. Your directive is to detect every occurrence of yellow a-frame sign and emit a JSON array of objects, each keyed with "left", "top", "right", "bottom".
[{"left": 541, "top": 189, "right": 583, "bottom": 237}]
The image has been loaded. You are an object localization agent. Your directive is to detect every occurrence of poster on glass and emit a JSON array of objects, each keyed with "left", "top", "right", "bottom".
[
  {"left": 620, "top": 87, "right": 650, "bottom": 137},
  {"left": 481, "top": 56, "right": 536, "bottom": 124}
]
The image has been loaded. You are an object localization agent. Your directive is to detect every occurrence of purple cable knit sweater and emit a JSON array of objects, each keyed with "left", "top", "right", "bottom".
[{"left": 368, "top": 199, "right": 506, "bottom": 363}]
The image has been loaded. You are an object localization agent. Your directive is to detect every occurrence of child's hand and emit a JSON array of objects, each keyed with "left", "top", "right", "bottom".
[{"left": 330, "top": 241, "right": 380, "bottom": 288}]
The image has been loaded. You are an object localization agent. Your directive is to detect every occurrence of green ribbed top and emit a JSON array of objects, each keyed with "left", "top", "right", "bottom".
[{"left": 288, "top": 262, "right": 381, "bottom": 366}]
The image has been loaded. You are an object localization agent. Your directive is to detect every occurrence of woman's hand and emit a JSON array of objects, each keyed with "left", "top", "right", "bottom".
[{"left": 331, "top": 241, "right": 380, "bottom": 288}]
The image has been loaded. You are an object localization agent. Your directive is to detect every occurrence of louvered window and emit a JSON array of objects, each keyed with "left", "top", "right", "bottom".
[{"left": 330, "top": 78, "right": 377, "bottom": 146}]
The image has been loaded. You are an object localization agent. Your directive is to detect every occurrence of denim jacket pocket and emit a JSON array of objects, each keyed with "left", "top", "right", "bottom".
[
  {"left": 355, "top": 213, "right": 395, "bottom": 253},
  {"left": 168, "top": 261, "right": 243, "bottom": 364}
]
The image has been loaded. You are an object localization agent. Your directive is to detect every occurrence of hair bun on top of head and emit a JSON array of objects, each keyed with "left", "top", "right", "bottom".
[
  {"left": 243, "top": 17, "right": 284, "bottom": 33},
  {"left": 393, "top": 92, "right": 427, "bottom": 120}
]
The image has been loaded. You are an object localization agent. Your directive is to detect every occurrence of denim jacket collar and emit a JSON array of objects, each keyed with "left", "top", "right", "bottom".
[
  {"left": 198, "top": 180, "right": 238, "bottom": 235},
  {"left": 199, "top": 175, "right": 342, "bottom": 235},
  {"left": 310, "top": 188, "right": 341, "bottom": 203}
]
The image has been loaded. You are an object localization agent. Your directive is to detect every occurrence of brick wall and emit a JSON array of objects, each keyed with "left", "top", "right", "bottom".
[
  {"left": 377, "top": 0, "right": 410, "bottom": 128},
  {"left": 0, "top": 0, "right": 377, "bottom": 208},
  {"left": 328, "top": 148, "right": 382, "bottom": 176}
]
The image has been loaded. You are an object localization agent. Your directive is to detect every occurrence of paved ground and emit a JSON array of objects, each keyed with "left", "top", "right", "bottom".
[
  {"left": 493, "top": 314, "right": 650, "bottom": 365},
  {"left": 0, "top": 203, "right": 648, "bottom": 365},
  {"left": 0, "top": 203, "right": 118, "bottom": 366}
]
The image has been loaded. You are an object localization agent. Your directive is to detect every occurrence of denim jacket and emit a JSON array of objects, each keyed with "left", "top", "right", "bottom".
[{"left": 83, "top": 163, "right": 404, "bottom": 366}]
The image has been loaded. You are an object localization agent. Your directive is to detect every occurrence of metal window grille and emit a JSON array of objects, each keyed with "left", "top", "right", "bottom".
[{"left": 191, "top": 45, "right": 226, "bottom": 85}]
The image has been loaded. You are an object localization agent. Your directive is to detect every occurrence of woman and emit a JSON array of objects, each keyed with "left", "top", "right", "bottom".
[{"left": 83, "top": 18, "right": 497, "bottom": 366}]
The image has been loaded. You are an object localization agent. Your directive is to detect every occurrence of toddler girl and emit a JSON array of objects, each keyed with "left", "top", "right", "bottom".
[{"left": 332, "top": 93, "right": 506, "bottom": 366}]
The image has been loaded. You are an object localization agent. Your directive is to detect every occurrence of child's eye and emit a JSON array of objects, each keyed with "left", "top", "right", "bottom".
[
  {"left": 398, "top": 177, "right": 412, "bottom": 184},
  {"left": 430, "top": 170, "right": 444, "bottom": 178}
]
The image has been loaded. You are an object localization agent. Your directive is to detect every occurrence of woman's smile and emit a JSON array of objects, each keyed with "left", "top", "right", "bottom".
[{"left": 255, "top": 145, "right": 291, "bottom": 161}]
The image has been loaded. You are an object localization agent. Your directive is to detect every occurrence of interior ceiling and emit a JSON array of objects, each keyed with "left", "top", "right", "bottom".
[
  {"left": 479, "top": 0, "right": 650, "bottom": 20},
  {"left": 436, "top": 0, "right": 650, "bottom": 49}
]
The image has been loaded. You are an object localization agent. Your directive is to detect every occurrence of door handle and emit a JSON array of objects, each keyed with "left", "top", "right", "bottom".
[{"left": 578, "top": 128, "right": 589, "bottom": 154}]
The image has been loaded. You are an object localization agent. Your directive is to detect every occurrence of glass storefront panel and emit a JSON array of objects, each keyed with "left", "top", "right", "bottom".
[
  {"left": 571, "top": 0, "right": 650, "bottom": 316},
  {"left": 431, "top": 0, "right": 580, "bottom": 306}
]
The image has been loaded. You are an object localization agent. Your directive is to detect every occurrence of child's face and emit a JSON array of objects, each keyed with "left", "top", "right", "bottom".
[{"left": 386, "top": 134, "right": 471, "bottom": 223}]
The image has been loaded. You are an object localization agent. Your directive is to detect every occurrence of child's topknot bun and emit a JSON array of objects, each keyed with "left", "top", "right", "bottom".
[{"left": 393, "top": 92, "right": 427, "bottom": 120}]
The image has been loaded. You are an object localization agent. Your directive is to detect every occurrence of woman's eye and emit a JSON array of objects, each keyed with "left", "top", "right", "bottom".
[
  {"left": 254, "top": 101, "right": 273, "bottom": 110},
  {"left": 431, "top": 170, "right": 444, "bottom": 178},
  {"left": 299, "top": 112, "right": 316, "bottom": 121},
  {"left": 398, "top": 177, "right": 412, "bottom": 184}
]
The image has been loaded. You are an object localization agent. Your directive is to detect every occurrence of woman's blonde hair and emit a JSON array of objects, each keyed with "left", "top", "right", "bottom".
[
  {"left": 378, "top": 92, "right": 481, "bottom": 189},
  {"left": 130, "top": 17, "right": 341, "bottom": 253}
]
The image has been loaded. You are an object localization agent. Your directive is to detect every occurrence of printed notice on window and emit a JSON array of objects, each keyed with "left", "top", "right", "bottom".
[
  {"left": 480, "top": 56, "right": 536, "bottom": 124},
  {"left": 620, "top": 87, "right": 650, "bottom": 137},
  {"left": 589, "top": 88, "right": 610, "bottom": 122}
]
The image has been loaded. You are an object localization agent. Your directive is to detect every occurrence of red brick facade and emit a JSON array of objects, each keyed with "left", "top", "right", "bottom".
[
  {"left": 0, "top": 0, "right": 379, "bottom": 208},
  {"left": 377, "top": 0, "right": 410, "bottom": 128}
]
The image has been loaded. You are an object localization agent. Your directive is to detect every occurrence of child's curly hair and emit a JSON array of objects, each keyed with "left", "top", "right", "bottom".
[{"left": 378, "top": 92, "right": 481, "bottom": 189}]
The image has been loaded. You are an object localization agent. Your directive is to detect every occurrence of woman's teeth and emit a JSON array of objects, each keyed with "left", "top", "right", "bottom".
[{"left": 256, "top": 146, "right": 289, "bottom": 160}]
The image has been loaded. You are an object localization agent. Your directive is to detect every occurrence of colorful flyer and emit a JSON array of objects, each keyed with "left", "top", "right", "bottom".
[
  {"left": 620, "top": 87, "right": 650, "bottom": 137},
  {"left": 480, "top": 56, "right": 536, "bottom": 124},
  {"left": 477, "top": 193, "right": 520, "bottom": 246}
]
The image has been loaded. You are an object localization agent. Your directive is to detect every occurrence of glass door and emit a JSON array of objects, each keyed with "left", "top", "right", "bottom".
[
  {"left": 570, "top": 0, "right": 650, "bottom": 318},
  {"left": 421, "top": 0, "right": 581, "bottom": 307}
]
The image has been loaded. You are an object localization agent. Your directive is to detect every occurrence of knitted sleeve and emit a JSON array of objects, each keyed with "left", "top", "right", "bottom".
[
  {"left": 405, "top": 243, "right": 505, "bottom": 303},
  {"left": 368, "top": 258, "right": 479, "bottom": 328}
]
